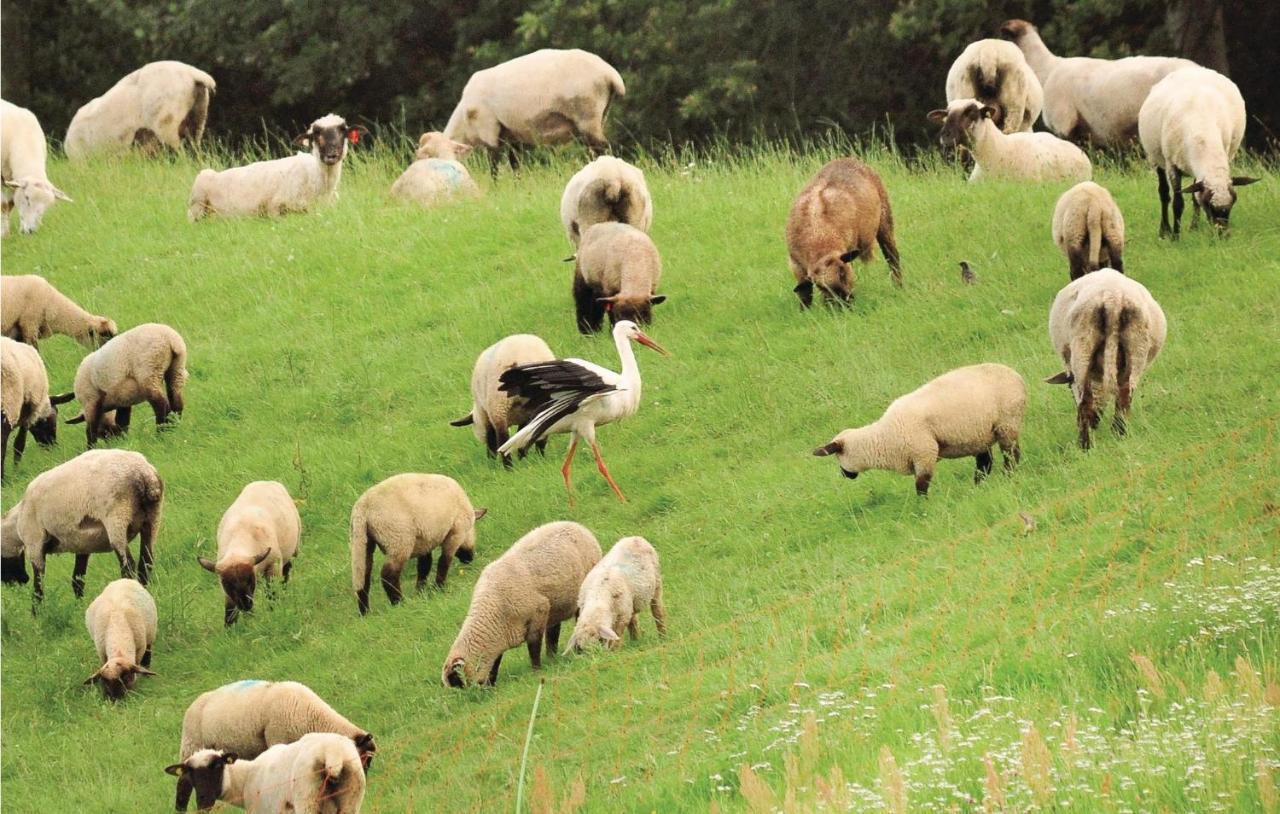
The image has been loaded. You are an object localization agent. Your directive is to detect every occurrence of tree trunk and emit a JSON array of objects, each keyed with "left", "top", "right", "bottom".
[{"left": 1166, "top": 0, "right": 1230, "bottom": 74}]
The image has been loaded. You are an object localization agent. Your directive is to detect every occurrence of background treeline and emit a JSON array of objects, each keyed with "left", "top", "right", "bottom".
[{"left": 2, "top": 0, "right": 1277, "bottom": 151}]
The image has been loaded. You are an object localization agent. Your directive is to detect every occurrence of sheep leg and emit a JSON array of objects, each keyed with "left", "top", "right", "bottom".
[
  {"left": 83, "top": 401, "right": 101, "bottom": 448},
  {"left": 434, "top": 550, "right": 453, "bottom": 590},
  {"left": 138, "top": 511, "right": 157, "bottom": 586},
  {"left": 1170, "top": 169, "right": 1185, "bottom": 238},
  {"left": 281, "top": 560, "right": 292, "bottom": 584},
  {"left": 380, "top": 561, "right": 404, "bottom": 605},
  {"left": 544, "top": 622, "right": 561, "bottom": 657},
  {"left": 574, "top": 275, "right": 604, "bottom": 334},
  {"left": 71, "top": 554, "right": 90, "bottom": 598},
  {"left": 12, "top": 424, "right": 27, "bottom": 464},
  {"left": 494, "top": 427, "right": 513, "bottom": 470},
  {"left": 1067, "top": 247, "right": 1088, "bottom": 281},
  {"left": 526, "top": 603, "right": 550, "bottom": 669},
  {"left": 974, "top": 451, "right": 994, "bottom": 483},
  {"left": 999, "top": 439, "right": 1021, "bottom": 471},
  {"left": 590, "top": 439, "right": 628, "bottom": 503},
  {"left": 651, "top": 585, "right": 668, "bottom": 635},
  {"left": 627, "top": 616, "right": 639, "bottom": 640},
  {"left": 30, "top": 563, "right": 44, "bottom": 612},
  {"left": 141, "top": 646, "right": 152, "bottom": 668},
  {"left": 877, "top": 230, "right": 903, "bottom": 287},
  {"left": 914, "top": 471, "right": 933, "bottom": 496},
  {"left": 415, "top": 552, "right": 432, "bottom": 592},
  {"left": 487, "top": 653, "right": 503, "bottom": 686},
  {"left": 1, "top": 418, "right": 10, "bottom": 464},
  {"left": 483, "top": 423, "right": 498, "bottom": 459},
  {"left": 113, "top": 406, "right": 132, "bottom": 433},
  {"left": 1114, "top": 353, "right": 1132, "bottom": 437},
  {"left": 1109, "top": 245, "right": 1124, "bottom": 275},
  {"left": 1156, "top": 168, "right": 1172, "bottom": 239},
  {"left": 148, "top": 389, "right": 171, "bottom": 426},
  {"left": 1077, "top": 382, "right": 1096, "bottom": 450},
  {"left": 526, "top": 630, "right": 544, "bottom": 669}
]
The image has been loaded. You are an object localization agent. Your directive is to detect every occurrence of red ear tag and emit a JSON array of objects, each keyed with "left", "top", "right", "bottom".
[
  {"left": 604, "top": 302, "right": 613, "bottom": 313},
  {"left": 348, "top": 130, "right": 360, "bottom": 145}
]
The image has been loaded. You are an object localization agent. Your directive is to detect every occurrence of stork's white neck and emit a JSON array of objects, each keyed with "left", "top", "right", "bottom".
[{"left": 613, "top": 329, "right": 643, "bottom": 405}]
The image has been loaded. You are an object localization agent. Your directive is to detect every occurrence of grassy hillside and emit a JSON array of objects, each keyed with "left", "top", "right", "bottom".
[{"left": 1, "top": 143, "right": 1277, "bottom": 813}]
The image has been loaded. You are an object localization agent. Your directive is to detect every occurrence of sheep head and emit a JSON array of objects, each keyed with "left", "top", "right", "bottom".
[
  {"left": 83, "top": 657, "right": 156, "bottom": 701},
  {"left": 928, "top": 100, "right": 997, "bottom": 152},
  {"left": 3, "top": 178, "right": 71, "bottom": 234},
  {"left": 998, "top": 19, "right": 1036, "bottom": 43},
  {"left": 295, "top": 114, "right": 368, "bottom": 166},
  {"left": 600, "top": 294, "right": 667, "bottom": 326},
  {"left": 1181, "top": 176, "right": 1261, "bottom": 232},
  {"left": 166, "top": 749, "right": 238, "bottom": 812},
  {"left": 416, "top": 131, "right": 472, "bottom": 162},
  {"left": 813, "top": 428, "right": 872, "bottom": 480}
]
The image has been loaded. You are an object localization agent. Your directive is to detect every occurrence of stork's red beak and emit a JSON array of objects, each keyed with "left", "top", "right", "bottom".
[{"left": 633, "top": 331, "right": 670, "bottom": 356}]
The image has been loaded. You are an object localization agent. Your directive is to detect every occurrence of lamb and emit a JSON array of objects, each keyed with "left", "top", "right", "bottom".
[
  {"left": 998, "top": 19, "right": 1194, "bottom": 147},
  {"left": 1, "top": 100, "right": 72, "bottom": 236},
  {"left": 65, "top": 61, "right": 216, "bottom": 160},
  {"left": 443, "top": 521, "right": 601, "bottom": 688},
  {"left": 1046, "top": 269, "right": 1167, "bottom": 449},
  {"left": 390, "top": 131, "right": 481, "bottom": 206},
  {"left": 944, "top": 39, "right": 1043, "bottom": 134},
  {"left": 559, "top": 156, "right": 653, "bottom": 247},
  {"left": 62, "top": 322, "right": 188, "bottom": 446},
  {"left": 2, "top": 337, "right": 66, "bottom": 465},
  {"left": 188, "top": 114, "right": 367, "bottom": 221},
  {"left": 564, "top": 536, "right": 667, "bottom": 652},
  {"left": 165, "top": 733, "right": 365, "bottom": 814},
  {"left": 786, "top": 158, "right": 902, "bottom": 307},
  {"left": 349, "top": 474, "right": 487, "bottom": 615},
  {"left": 450, "top": 334, "right": 557, "bottom": 466},
  {"left": 929, "top": 99, "right": 1091, "bottom": 183},
  {"left": 1052, "top": 181, "right": 1126, "bottom": 279},
  {"left": 1, "top": 275, "right": 117, "bottom": 349},
  {"left": 1138, "top": 66, "right": 1259, "bottom": 237},
  {"left": 573, "top": 222, "right": 666, "bottom": 333},
  {"left": 814, "top": 363, "right": 1026, "bottom": 496},
  {"left": 0, "top": 449, "right": 162, "bottom": 606},
  {"left": 198, "top": 481, "right": 301, "bottom": 626},
  {"left": 82, "top": 578, "right": 157, "bottom": 700}
]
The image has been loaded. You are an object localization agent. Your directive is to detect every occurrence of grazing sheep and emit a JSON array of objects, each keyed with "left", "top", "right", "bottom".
[
  {"left": 165, "top": 733, "right": 365, "bottom": 814},
  {"left": 944, "top": 39, "right": 1043, "bottom": 134},
  {"left": 998, "top": 19, "right": 1195, "bottom": 147},
  {"left": 1138, "top": 66, "right": 1259, "bottom": 237},
  {"left": 1047, "top": 269, "right": 1167, "bottom": 449},
  {"left": 1, "top": 337, "right": 65, "bottom": 465},
  {"left": 565, "top": 535, "right": 666, "bottom": 652},
  {"left": 443, "top": 521, "right": 601, "bottom": 688},
  {"left": 1052, "top": 181, "right": 1126, "bottom": 279},
  {"left": 188, "top": 114, "right": 366, "bottom": 221},
  {"left": 929, "top": 99, "right": 1091, "bottom": 183},
  {"left": 1, "top": 100, "right": 71, "bottom": 236},
  {"left": 83, "top": 578, "right": 157, "bottom": 700},
  {"left": 814, "top": 363, "right": 1026, "bottom": 496},
  {"left": 62, "top": 322, "right": 187, "bottom": 446},
  {"left": 0, "top": 449, "right": 162, "bottom": 606},
  {"left": 786, "top": 158, "right": 902, "bottom": 307},
  {"left": 65, "top": 61, "right": 216, "bottom": 160},
  {"left": 390, "top": 131, "right": 481, "bottom": 206},
  {"left": 573, "top": 222, "right": 666, "bottom": 333},
  {"left": 349, "top": 474, "right": 486, "bottom": 615},
  {"left": 1, "top": 275, "right": 117, "bottom": 349},
  {"left": 198, "top": 481, "right": 301, "bottom": 626},
  {"left": 450, "top": 334, "right": 557, "bottom": 466},
  {"left": 444, "top": 48, "right": 625, "bottom": 170},
  {"left": 559, "top": 156, "right": 653, "bottom": 247}
]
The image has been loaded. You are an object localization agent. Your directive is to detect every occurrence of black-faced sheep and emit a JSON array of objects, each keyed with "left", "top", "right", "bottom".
[
  {"left": 65, "top": 61, "right": 216, "bottom": 160},
  {"left": 929, "top": 100, "right": 1091, "bottom": 183},
  {"left": 1, "top": 100, "right": 72, "bottom": 236},
  {"left": 1, "top": 336, "right": 64, "bottom": 466},
  {"left": 1052, "top": 181, "right": 1125, "bottom": 279},
  {"left": 1, "top": 275, "right": 117, "bottom": 350},
  {"left": 945, "top": 39, "right": 1043, "bottom": 134},
  {"left": 573, "top": 222, "right": 666, "bottom": 333},
  {"left": 560, "top": 156, "right": 653, "bottom": 247},
  {"left": 565, "top": 535, "right": 666, "bottom": 652},
  {"left": 198, "top": 481, "right": 301, "bottom": 626},
  {"left": 83, "top": 578, "right": 157, "bottom": 701},
  {"left": 450, "top": 334, "right": 557, "bottom": 466}
]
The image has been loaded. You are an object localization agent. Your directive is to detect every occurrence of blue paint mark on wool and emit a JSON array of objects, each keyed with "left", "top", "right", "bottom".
[
  {"left": 226, "top": 679, "right": 267, "bottom": 692},
  {"left": 426, "top": 160, "right": 464, "bottom": 189}
]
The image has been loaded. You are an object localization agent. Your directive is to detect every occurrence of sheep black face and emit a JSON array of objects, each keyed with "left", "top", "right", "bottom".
[
  {"left": 998, "top": 19, "right": 1033, "bottom": 43},
  {"left": 199, "top": 551, "right": 270, "bottom": 626},
  {"left": 165, "top": 750, "right": 238, "bottom": 812},
  {"left": 1182, "top": 177, "right": 1261, "bottom": 232},
  {"left": 31, "top": 408, "right": 58, "bottom": 447},
  {"left": 807, "top": 253, "right": 857, "bottom": 305},
  {"left": 603, "top": 294, "right": 667, "bottom": 326},
  {"left": 295, "top": 118, "right": 370, "bottom": 166},
  {"left": 84, "top": 659, "right": 156, "bottom": 701},
  {"left": 354, "top": 733, "right": 377, "bottom": 771},
  {"left": 928, "top": 102, "right": 995, "bottom": 153}
]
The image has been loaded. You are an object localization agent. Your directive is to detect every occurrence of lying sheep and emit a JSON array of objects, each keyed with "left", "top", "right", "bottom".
[
  {"left": 814, "top": 363, "right": 1026, "bottom": 496},
  {"left": 573, "top": 222, "right": 666, "bottom": 333},
  {"left": 998, "top": 19, "right": 1194, "bottom": 147},
  {"left": 450, "top": 334, "right": 557, "bottom": 466},
  {"left": 0, "top": 449, "right": 162, "bottom": 606},
  {"left": 1047, "top": 269, "right": 1167, "bottom": 449},
  {"left": 198, "top": 481, "right": 301, "bottom": 626},
  {"left": 560, "top": 156, "right": 653, "bottom": 247},
  {"left": 165, "top": 733, "right": 365, "bottom": 814},
  {"left": 1, "top": 275, "right": 117, "bottom": 349},
  {"left": 443, "top": 521, "right": 601, "bottom": 687},
  {"left": 565, "top": 536, "right": 666, "bottom": 652},
  {"left": 945, "top": 39, "right": 1043, "bottom": 134},
  {"left": 65, "top": 61, "right": 216, "bottom": 160},
  {"left": 786, "top": 158, "right": 903, "bottom": 307},
  {"left": 1052, "top": 181, "right": 1125, "bottom": 279},
  {"left": 1138, "top": 66, "right": 1259, "bottom": 237},
  {"left": 1, "top": 337, "right": 66, "bottom": 465},
  {"left": 929, "top": 99, "right": 1091, "bottom": 183},
  {"left": 83, "top": 578, "right": 157, "bottom": 700},
  {"left": 350, "top": 474, "right": 486, "bottom": 615},
  {"left": 1, "top": 100, "right": 72, "bottom": 236},
  {"left": 188, "top": 114, "right": 367, "bottom": 221},
  {"left": 390, "top": 131, "right": 481, "bottom": 206},
  {"left": 62, "top": 322, "right": 187, "bottom": 446}
]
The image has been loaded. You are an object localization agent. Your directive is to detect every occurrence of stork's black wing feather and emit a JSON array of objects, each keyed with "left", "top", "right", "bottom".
[{"left": 499, "top": 361, "right": 615, "bottom": 412}]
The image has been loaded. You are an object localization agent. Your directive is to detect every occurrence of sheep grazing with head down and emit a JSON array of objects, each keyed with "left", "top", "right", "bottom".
[
  {"left": 560, "top": 156, "right": 653, "bottom": 247},
  {"left": 787, "top": 158, "right": 902, "bottom": 308},
  {"left": 198, "top": 481, "right": 301, "bottom": 626},
  {"left": 565, "top": 535, "right": 666, "bottom": 652},
  {"left": 930, "top": 99, "right": 1091, "bottom": 183},
  {"left": 83, "top": 578, "right": 157, "bottom": 701},
  {"left": 573, "top": 222, "right": 666, "bottom": 333},
  {"left": 65, "top": 61, "right": 216, "bottom": 160},
  {"left": 1, "top": 100, "right": 72, "bottom": 236},
  {"left": 390, "top": 131, "right": 481, "bottom": 206},
  {"left": 1, "top": 275, "right": 116, "bottom": 350},
  {"left": 1, "top": 337, "right": 65, "bottom": 465},
  {"left": 450, "top": 334, "right": 557, "bottom": 466},
  {"left": 944, "top": 39, "right": 1043, "bottom": 135},
  {"left": 443, "top": 521, "right": 601, "bottom": 688},
  {"left": 814, "top": 363, "right": 1026, "bottom": 496},
  {"left": 1052, "top": 181, "right": 1125, "bottom": 280}
]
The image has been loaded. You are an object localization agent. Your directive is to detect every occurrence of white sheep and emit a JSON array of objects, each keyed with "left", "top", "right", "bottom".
[
  {"left": 1138, "top": 66, "right": 1259, "bottom": 237},
  {"left": 165, "top": 733, "right": 365, "bottom": 814},
  {"left": 1, "top": 100, "right": 71, "bottom": 236},
  {"left": 188, "top": 114, "right": 366, "bottom": 221},
  {"left": 573, "top": 222, "right": 666, "bottom": 332},
  {"left": 559, "top": 155, "right": 653, "bottom": 247},
  {"left": 443, "top": 521, "right": 601, "bottom": 687},
  {"left": 0, "top": 449, "right": 163, "bottom": 606},
  {"left": 390, "top": 131, "right": 481, "bottom": 206},
  {"left": 1, "top": 275, "right": 117, "bottom": 349},
  {"left": 998, "top": 19, "right": 1195, "bottom": 147},
  {"left": 814, "top": 363, "right": 1026, "bottom": 496},
  {"left": 198, "top": 481, "right": 301, "bottom": 626},
  {"left": 1, "top": 336, "right": 65, "bottom": 465},
  {"left": 945, "top": 39, "right": 1043, "bottom": 133},
  {"left": 82, "top": 578, "right": 157, "bottom": 700},
  {"left": 349, "top": 473, "right": 486, "bottom": 615},
  {"left": 1047, "top": 269, "right": 1167, "bottom": 449},
  {"left": 929, "top": 99, "right": 1091, "bottom": 183},
  {"left": 450, "top": 334, "right": 557, "bottom": 466},
  {"left": 565, "top": 535, "right": 666, "bottom": 652},
  {"left": 65, "top": 61, "right": 216, "bottom": 160},
  {"left": 1052, "top": 181, "right": 1125, "bottom": 279}
]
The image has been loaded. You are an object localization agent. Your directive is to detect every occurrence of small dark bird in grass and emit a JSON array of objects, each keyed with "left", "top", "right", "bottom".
[{"left": 959, "top": 261, "right": 978, "bottom": 285}]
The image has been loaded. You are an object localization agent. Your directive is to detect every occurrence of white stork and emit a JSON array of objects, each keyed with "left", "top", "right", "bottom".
[{"left": 497, "top": 320, "right": 668, "bottom": 502}]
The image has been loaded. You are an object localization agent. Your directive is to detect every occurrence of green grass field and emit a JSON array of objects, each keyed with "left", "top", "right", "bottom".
[{"left": 2, "top": 142, "right": 1277, "bottom": 813}]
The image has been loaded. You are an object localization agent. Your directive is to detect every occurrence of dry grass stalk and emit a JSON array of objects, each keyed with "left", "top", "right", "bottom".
[
  {"left": 1130, "top": 652, "right": 1165, "bottom": 699},
  {"left": 983, "top": 754, "right": 1006, "bottom": 812},
  {"left": 1020, "top": 724, "right": 1054, "bottom": 804},
  {"left": 932, "top": 684, "right": 953, "bottom": 751},
  {"left": 879, "top": 746, "right": 907, "bottom": 814},
  {"left": 738, "top": 763, "right": 777, "bottom": 814}
]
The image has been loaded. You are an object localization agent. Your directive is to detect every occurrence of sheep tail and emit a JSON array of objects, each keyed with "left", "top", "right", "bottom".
[
  {"left": 350, "top": 502, "right": 373, "bottom": 593},
  {"left": 1085, "top": 204, "right": 1104, "bottom": 271},
  {"left": 166, "top": 339, "right": 188, "bottom": 413},
  {"left": 136, "top": 468, "right": 164, "bottom": 507},
  {"left": 1095, "top": 290, "right": 1125, "bottom": 408},
  {"left": 605, "top": 65, "right": 626, "bottom": 100}
]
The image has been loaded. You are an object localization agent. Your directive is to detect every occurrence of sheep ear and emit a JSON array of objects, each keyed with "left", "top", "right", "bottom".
[
  {"left": 838, "top": 249, "right": 860, "bottom": 264},
  {"left": 51, "top": 186, "right": 73, "bottom": 202},
  {"left": 134, "top": 666, "right": 158, "bottom": 677},
  {"left": 599, "top": 627, "right": 620, "bottom": 642},
  {"left": 452, "top": 141, "right": 473, "bottom": 159},
  {"left": 597, "top": 295, "right": 619, "bottom": 304},
  {"left": 293, "top": 133, "right": 312, "bottom": 148},
  {"left": 793, "top": 280, "right": 814, "bottom": 295},
  {"left": 49, "top": 392, "right": 75, "bottom": 406},
  {"left": 83, "top": 670, "right": 101, "bottom": 686},
  {"left": 3, "top": 179, "right": 21, "bottom": 189},
  {"left": 252, "top": 550, "right": 271, "bottom": 566},
  {"left": 813, "top": 441, "right": 842, "bottom": 457},
  {"left": 197, "top": 556, "right": 218, "bottom": 573},
  {"left": 1045, "top": 371, "right": 1073, "bottom": 385},
  {"left": 449, "top": 413, "right": 475, "bottom": 427},
  {"left": 222, "top": 753, "right": 239, "bottom": 765},
  {"left": 1180, "top": 181, "right": 1204, "bottom": 194},
  {"left": 1232, "top": 176, "right": 1260, "bottom": 187},
  {"left": 65, "top": 413, "right": 86, "bottom": 425},
  {"left": 927, "top": 109, "right": 947, "bottom": 124},
  {"left": 164, "top": 763, "right": 185, "bottom": 777},
  {"left": 649, "top": 294, "right": 667, "bottom": 305},
  {"left": 473, "top": 508, "right": 488, "bottom": 521},
  {"left": 980, "top": 105, "right": 998, "bottom": 120}
]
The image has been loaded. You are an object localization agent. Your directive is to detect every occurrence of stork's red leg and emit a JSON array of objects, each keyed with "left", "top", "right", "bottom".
[
  {"left": 561, "top": 436, "right": 579, "bottom": 498},
  {"left": 590, "top": 440, "right": 628, "bottom": 503}
]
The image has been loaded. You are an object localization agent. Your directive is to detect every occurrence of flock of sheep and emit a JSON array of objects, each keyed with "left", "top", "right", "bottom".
[{"left": 0, "top": 18, "right": 1265, "bottom": 814}]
